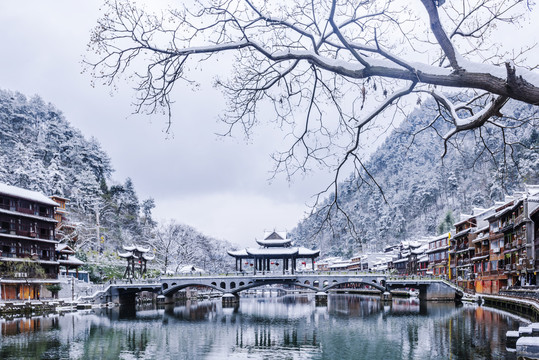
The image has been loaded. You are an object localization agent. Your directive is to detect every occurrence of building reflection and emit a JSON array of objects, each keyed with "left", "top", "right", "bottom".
[
  {"left": 329, "top": 294, "right": 382, "bottom": 317},
  {"left": 1, "top": 316, "right": 59, "bottom": 336}
]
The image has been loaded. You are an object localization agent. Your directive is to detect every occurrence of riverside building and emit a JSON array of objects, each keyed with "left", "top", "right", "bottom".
[{"left": 0, "top": 183, "right": 60, "bottom": 300}]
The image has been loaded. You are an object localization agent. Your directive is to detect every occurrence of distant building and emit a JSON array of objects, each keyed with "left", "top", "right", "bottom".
[
  {"left": 0, "top": 183, "right": 60, "bottom": 300},
  {"left": 426, "top": 234, "right": 450, "bottom": 277}
]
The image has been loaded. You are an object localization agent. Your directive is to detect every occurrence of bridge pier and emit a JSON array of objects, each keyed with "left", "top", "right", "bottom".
[
  {"left": 222, "top": 293, "right": 240, "bottom": 307},
  {"left": 381, "top": 291, "right": 392, "bottom": 302},
  {"left": 157, "top": 295, "right": 175, "bottom": 304},
  {"left": 315, "top": 292, "right": 328, "bottom": 306}
]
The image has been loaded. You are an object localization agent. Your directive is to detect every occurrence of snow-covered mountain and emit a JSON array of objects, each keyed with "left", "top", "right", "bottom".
[
  {"left": 292, "top": 100, "right": 539, "bottom": 258},
  {"left": 0, "top": 89, "right": 234, "bottom": 273}
]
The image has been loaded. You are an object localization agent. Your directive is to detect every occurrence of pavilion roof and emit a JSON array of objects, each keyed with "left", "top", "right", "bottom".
[
  {"left": 123, "top": 244, "right": 150, "bottom": 253},
  {"left": 228, "top": 246, "right": 319, "bottom": 258},
  {"left": 59, "top": 256, "right": 84, "bottom": 266},
  {"left": 256, "top": 238, "right": 292, "bottom": 247},
  {"left": 57, "top": 243, "right": 75, "bottom": 254}
]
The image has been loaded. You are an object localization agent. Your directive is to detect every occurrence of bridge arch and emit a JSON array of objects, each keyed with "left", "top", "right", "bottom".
[
  {"left": 230, "top": 279, "right": 319, "bottom": 294},
  {"left": 323, "top": 280, "right": 386, "bottom": 293},
  {"left": 163, "top": 282, "right": 225, "bottom": 297}
]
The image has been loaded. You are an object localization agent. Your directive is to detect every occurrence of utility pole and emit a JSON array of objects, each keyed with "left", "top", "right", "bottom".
[
  {"left": 95, "top": 204, "right": 100, "bottom": 252},
  {"left": 447, "top": 232, "right": 452, "bottom": 281}
]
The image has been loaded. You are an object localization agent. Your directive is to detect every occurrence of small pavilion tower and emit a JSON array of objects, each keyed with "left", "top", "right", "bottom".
[{"left": 118, "top": 244, "right": 155, "bottom": 279}]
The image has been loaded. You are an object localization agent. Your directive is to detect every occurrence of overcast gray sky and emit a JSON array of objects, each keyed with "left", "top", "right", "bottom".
[
  {"left": 0, "top": 1, "right": 537, "bottom": 248},
  {"left": 0, "top": 0, "right": 339, "bottom": 247}
]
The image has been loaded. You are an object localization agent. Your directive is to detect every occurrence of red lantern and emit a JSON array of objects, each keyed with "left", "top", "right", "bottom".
[
  {"left": 250, "top": 264, "right": 253, "bottom": 266},
  {"left": 271, "top": 262, "right": 274, "bottom": 265},
  {"left": 245, "top": 262, "right": 249, "bottom": 265}
]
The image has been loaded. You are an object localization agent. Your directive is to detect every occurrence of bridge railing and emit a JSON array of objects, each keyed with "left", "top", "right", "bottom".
[
  {"left": 161, "top": 270, "right": 386, "bottom": 278},
  {"left": 161, "top": 271, "right": 450, "bottom": 281}
]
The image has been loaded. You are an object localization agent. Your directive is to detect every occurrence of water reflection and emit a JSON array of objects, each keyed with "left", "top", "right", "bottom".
[{"left": 0, "top": 295, "right": 526, "bottom": 359}]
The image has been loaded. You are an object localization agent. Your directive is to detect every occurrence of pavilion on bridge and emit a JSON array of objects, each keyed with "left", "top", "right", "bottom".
[{"left": 227, "top": 231, "right": 319, "bottom": 275}]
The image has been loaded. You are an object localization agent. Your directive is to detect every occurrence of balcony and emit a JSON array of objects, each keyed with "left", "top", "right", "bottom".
[
  {"left": 16, "top": 207, "right": 35, "bottom": 215},
  {"left": 501, "top": 222, "right": 515, "bottom": 233},
  {"left": 16, "top": 229, "right": 31, "bottom": 237}
]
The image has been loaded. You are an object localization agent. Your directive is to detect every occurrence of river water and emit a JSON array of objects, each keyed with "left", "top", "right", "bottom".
[{"left": 0, "top": 294, "right": 526, "bottom": 359}]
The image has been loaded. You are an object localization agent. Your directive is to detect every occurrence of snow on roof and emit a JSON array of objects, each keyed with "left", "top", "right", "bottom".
[
  {"left": 0, "top": 183, "right": 58, "bottom": 207},
  {"left": 411, "top": 244, "right": 428, "bottom": 255},
  {"left": 263, "top": 230, "right": 288, "bottom": 240},
  {"left": 122, "top": 244, "right": 150, "bottom": 253},
  {"left": 330, "top": 262, "right": 356, "bottom": 269},
  {"left": 246, "top": 247, "right": 299, "bottom": 256},
  {"left": 142, "top": 253, "right": 155, "bottom": 261},
  {"left": 256, "top": 238, "right": 292, "bottom": 247},
  {"left": 58, "top": 256, "right": 84, "bottom": 266},
  {"left": 177, "top": 265, "right": 206, "bottom": 273},
  {"left": 429, "top": 234, "right": 449, "bottom": 242},
  {"left": 228, "top": 249, "right": 248, "bottom": 257},
  {"left": 118, "top": 251, "right": 136, "bottom": 258},
  {"left": 57, "top": 243, "right": 75, "bottom": 254},
  {"left": 393, "top": 257, "right": 409, "bottom": 264},
  {"left": 50, "top": 195, "right": 71, "bottom": 202}
]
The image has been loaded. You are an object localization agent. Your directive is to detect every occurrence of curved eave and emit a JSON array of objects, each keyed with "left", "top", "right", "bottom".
[
  {"left": 297, "top": 248, "right": 320, "bottom": 257},
  {"left": 228, "top": 249, "right": 249, "bottom": 258},
  {"left": 59, "top": 257, "right": 85, "bottom": 266},
  {"left": 255, "top": 239, "right": 292, "bottom": 247},
  {"left": 118, "top": 251, "right": 135, "bottom": 258},
  {"left": 246, "top": 248, "right": 299, "bottom": 257},
  {"left": 142, "top": 254, "right": 155, "bottom": 261},
  {"left": 123, "top": 244, "right": 150, "bottom": 253}
]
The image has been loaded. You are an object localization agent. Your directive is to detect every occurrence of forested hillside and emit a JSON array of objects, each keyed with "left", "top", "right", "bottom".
[
  {"left": 292, "top": 100, "right": 539, "bottom": 258},
  {"left": 0, "top": 89, "right": 233, "bottom": 276}
]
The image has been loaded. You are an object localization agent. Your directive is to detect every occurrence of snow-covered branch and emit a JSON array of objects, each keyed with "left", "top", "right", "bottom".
[{"left": 86, "top": 0, "right": 539, "bottom": 230}]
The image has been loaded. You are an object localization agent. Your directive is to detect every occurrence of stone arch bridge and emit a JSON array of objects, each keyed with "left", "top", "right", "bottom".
[
  {"left": 82, "top": 273, "right": 463, "bottom": 305},
  {"left": 160, "top": 273, "right": 463, "bottom": 302}
]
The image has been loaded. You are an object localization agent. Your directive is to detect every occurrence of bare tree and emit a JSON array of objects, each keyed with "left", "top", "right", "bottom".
[
  {"left": 86, "top": 0, "right": 539, "bottom": 237},
  {"left": 150, "top": 220, "right": 183, "bottom": 275}
]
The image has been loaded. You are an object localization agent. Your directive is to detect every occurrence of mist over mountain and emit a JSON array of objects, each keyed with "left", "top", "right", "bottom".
[{"left": 292, "top": 99, "right": 539, "bottom": 258}]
